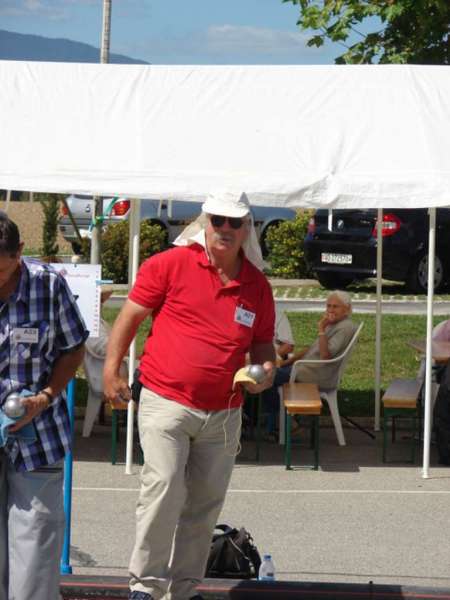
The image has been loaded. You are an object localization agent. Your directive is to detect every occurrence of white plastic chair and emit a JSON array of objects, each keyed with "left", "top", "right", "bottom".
[
  {"left": 279, "top": 322, "right": 364, "bottom": 446},
  {"left": 416, "top": 319, "right": 450, "bottom": 410},
  {"left": 82, "top": 352, "right": 128, "bottom": 438}
]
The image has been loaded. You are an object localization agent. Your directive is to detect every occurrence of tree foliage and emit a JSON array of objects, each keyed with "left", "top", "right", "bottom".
[
  {"left": 37, "top": 193, "right": 60, "bottom": 258},
  {"left": 101, "top": 220, "right": 168, "bottom": 283},
  {"left": 284, "top": 0, "right": 450, "bottom": 64},
  {"left": 266, "top": 210, "right": 313, "bottom": 279}
]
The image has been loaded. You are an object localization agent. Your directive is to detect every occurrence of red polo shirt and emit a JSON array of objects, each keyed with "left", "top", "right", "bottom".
[{"left": 128, "top": 244, "right": 275, "bottom": 410}]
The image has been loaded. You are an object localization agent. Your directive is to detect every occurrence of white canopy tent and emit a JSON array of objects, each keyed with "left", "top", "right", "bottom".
[
  {"left": 1, "top": 60, "right": 449, "bottom": 476},
  {"left": 1, "top": 61, "right": 450, "bottom": 205}
]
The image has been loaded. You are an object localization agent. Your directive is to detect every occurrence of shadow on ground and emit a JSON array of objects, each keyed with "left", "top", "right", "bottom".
[{"left": 72, "top": 417, "right": 443, "bottom": 473}]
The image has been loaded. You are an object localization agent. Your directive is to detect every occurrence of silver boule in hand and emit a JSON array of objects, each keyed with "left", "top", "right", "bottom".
[
  {"left": 246, "top": 364, "right": 266, "bottom": 384},
  {"left": 3, "top": 393, "right": 26, "bottom": 419}
]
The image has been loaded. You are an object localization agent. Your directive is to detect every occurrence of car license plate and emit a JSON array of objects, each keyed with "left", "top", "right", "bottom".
[{"left": 321, "top": 253, "right": 352, "bottom": 265}]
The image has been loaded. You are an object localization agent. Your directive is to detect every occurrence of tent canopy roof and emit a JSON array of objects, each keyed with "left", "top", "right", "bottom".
[{"left": 1, "top": 61, "right": 450, "bottom": 208}]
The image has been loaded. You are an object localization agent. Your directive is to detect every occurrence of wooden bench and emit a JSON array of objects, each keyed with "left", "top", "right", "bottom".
[
  {"left": 382, "top": 378, "right": 422, "bottom": 463},
  {"left": 283, "top": 382, "right": 322, "bottom": 470}
]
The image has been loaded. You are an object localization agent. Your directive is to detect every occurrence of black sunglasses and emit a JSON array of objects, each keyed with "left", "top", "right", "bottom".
[{"left": 209, "top": 215, "right": 245, "bottom": 229}]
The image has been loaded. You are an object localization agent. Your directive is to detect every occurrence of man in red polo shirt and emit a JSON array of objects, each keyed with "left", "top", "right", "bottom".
[{"left": 104, "top": 191, "right": 275, "bottom": 600}]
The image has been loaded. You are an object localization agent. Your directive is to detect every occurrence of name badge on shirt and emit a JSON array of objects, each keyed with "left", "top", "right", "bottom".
[
  {"left": 235, "top": 306, "right": 256, "bottom": 328},
  {"left": 12, "top": 328, "right": 39, "bottom": 343}
]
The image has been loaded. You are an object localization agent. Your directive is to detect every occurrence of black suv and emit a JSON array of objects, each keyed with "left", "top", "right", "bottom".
[{"left": 304, "top": 208, "right": 450, "bottom": 293}]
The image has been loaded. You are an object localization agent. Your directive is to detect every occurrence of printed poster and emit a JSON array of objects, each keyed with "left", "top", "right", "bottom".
[{"left": 51, "top": 263, "right": 102, "bottom": 338}]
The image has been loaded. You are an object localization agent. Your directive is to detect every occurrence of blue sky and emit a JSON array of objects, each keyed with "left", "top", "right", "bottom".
[{"left": 0, "top": 0, "right": 352, "bottom": 64}]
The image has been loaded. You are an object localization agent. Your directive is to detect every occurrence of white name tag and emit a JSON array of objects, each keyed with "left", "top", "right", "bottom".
[
  {"left": 235, "top": 306, "right": 256, "bottom": 328},
  {"left": 13, "top": 328, "right": 39, "bottom": 343}
]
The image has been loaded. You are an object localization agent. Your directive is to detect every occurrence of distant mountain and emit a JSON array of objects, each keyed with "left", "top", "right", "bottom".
[{"left": 0, "top": 29, "right": 148, "bottom": 64}]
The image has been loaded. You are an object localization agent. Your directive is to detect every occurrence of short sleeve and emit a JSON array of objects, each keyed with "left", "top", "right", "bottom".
[
  {"left": 85, "top": 319, "right": 111, "bottom": 358},
  {"left": 275, "top": 309, "right": 295, "bottom": 345},
  {"left": 128, "top": 253, "right": 168, "bottom": 310}
]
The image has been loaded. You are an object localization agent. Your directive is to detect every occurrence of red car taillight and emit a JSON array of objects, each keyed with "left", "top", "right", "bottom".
[
  {"left": 60, "top": 203, "right": 68, "bottom": 216},
  {"left": 307, "top": 217, "right": 316, "bottom": 235},
  {"left": 111, "top": 199, "right": 131, "bottom": 217},
  {"left": 372, "top": 213, "right": 402, "bottom": 237}
]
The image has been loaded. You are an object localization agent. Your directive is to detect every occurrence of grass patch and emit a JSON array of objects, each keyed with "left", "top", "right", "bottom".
[
  {"left": 288, "top": 312, "right": 438, "bottom": 416},
  {"left": 76, "top": 308, "right": 439, "bottom": 417},
  {"left": 22, "top": 248, "right": 43, "bottom": 256},
  {"left": 271, "top": 279, "right": 450, "bottom": 301},
  {"left": 101, "top": 308, "right": 152, "bottom": 355}
]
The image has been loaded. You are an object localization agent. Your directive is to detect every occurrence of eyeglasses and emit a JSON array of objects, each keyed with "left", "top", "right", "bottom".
[{"left": 209, "top": 215, "right": 245, "bottom": 230}]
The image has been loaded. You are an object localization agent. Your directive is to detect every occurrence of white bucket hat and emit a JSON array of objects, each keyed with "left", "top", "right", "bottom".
[
  {"left": 201, "top": 191, "right": 250, "bottom": 218},
  {"left": 173, "top": 191, "right": 265, "bottom": 271}
]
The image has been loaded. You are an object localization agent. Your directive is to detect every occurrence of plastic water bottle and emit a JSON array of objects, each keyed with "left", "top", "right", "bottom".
[{"left": 258, "top": 554, "right": 275, "bottom": 581}]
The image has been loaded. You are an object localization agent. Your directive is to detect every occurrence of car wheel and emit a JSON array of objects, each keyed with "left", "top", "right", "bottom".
[
  {"left": 260, "top": 221, "right": 283, "bottom": 257},
  {"left": 315, "top": 272, "right": 354, "bottom": 290},
  {"left": 406, "top": 252, "right": 446, "bottom": 293}
]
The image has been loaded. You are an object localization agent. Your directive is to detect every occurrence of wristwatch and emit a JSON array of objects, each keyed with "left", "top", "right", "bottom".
[{"left": 39, "top": 390, "right": 54, "bottom": 405}]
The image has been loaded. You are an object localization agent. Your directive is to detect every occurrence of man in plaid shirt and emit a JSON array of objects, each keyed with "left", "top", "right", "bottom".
[{"left": 0, "top": 213, "right": 88, "bottom": 600}]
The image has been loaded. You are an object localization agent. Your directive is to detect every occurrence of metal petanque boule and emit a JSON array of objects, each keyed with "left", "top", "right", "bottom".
[
  {"left": 3, "top": 392, "right": 26, "bottom": 419},
  {"left": 246, "top": 364, "right": 266, "bottom": 384}
]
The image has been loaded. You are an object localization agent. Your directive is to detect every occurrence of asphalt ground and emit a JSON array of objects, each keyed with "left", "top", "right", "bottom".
[
  {"left": 85, "top": 278, "right": 450, "bottom": 593},
  {"left": 69, "top": 419, "right": 450, "bottom": 591}
]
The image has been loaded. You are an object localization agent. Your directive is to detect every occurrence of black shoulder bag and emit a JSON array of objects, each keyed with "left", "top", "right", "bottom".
[{"left": 205, "top": 524, "right": 262, "bottom": 579}]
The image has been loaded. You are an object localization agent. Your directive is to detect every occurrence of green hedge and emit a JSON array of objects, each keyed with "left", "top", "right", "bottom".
[
  {"left": 101, "top": 220, "right": 168, "bottom": 283},
  {"left": 265, "top": 210, "right": 313, "bottom": 279}
]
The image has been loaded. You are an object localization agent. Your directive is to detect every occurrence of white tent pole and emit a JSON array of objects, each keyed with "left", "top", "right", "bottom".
[
  {"left": 374, "top": 209, "right": 383, "bottom": 431},
  {"left": 90, "top": 1, "right": 111, "bottom": 266},
  {"left": 5, "top": 190, "right": 11, "bottom": 212},
  {"left": 127, "top": 205, "right": 134, "bottom": 292},
  {"left": 125, "top": 197, "right": 141, "bottom": 475},
  {"left": 422, "top": 207, "right": 436, "bottom": 479}
]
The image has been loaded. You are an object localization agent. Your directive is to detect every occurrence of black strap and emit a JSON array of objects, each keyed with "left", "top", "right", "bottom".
[{"left": 215, "top": 523, "right": 234, "bottom": 535}]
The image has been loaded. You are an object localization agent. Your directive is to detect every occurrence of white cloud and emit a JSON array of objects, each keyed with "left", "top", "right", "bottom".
[
  {"left": 0, "top": 0, "right": 94, "bottom": 21},
  {"left": 206, "top": 24, "right": 312, "bottom": 56},
  {"left": 129, "top": 24, "right": 331, "bottom": 64}
]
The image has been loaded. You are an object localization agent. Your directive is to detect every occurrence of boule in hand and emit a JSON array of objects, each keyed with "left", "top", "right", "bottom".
[
  {"left": 3, "top": 393, "right": 26, "bottom": 419},
  {"left": 246, "top": 364, "right": 266, "bottom": 384}
]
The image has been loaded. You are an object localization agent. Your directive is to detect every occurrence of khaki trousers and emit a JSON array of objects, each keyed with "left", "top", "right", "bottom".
[{"left": 129, "top": 388, "right": 241, "bottom": 600}]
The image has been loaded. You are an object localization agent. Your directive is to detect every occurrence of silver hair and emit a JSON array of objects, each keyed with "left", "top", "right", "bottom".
[{"left": 327, "top": 290, "right": 352, "bottom": 311}]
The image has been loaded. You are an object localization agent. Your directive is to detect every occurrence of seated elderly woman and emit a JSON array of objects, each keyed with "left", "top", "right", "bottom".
[{"left": 262, "top": 290, "right": 356, "bottom": 437}]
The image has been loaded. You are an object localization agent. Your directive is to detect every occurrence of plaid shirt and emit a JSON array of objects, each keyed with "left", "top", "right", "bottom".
[{"left": 0, "top": 259, "right": 88, "bottom": 471}]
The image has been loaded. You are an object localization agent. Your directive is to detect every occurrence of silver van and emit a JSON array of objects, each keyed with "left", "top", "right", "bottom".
[{"left": 58, "top": 195, "right": 296, "bottom": 255}]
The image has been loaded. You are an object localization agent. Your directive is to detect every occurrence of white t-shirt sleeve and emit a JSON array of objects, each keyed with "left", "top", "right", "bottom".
[
  {"left": 275, "top": 310, "right": 295, "bottom": 345},
  {"left": 85, "top": 318, "right": 111, "bottom": 358}
]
